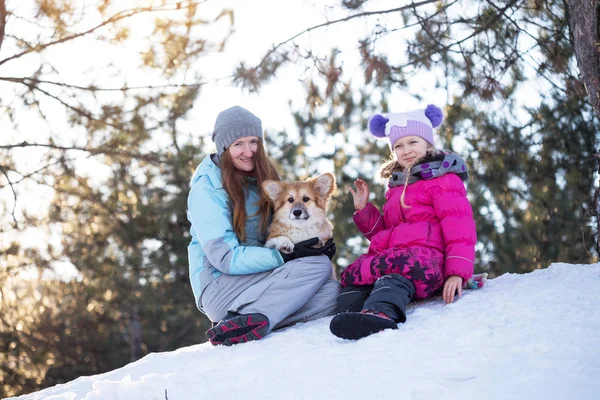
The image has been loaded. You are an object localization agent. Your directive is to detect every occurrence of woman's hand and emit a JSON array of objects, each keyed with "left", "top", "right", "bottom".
[
  {"left": 443, "top": 275, "right": 463, "bottom": 304},
  {"left": 349, "top": 179, "right": 369, "bottom": 211},
  {"left": 281, "top": 238, "right": 336, "bottom": 263}
]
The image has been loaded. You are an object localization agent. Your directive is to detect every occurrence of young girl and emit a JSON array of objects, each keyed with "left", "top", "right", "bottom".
[{"left": 329, "top": 105, "right": 477, "bottom": 340}]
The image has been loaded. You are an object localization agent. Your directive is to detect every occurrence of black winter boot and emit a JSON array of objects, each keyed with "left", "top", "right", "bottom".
[
  {"left": 330, "top": 310, "right": 397, "bottom": 340},
  {"left": 363, "top": 274, "right": 415, "bottom": 322},
  {"left": 329, "top": 274, "right": 415, "bottom": 340},
  {"left": 335, "top": 284, "right": 373, "bottom": 313}
]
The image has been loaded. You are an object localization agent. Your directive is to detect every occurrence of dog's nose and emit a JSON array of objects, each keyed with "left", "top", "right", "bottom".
[{"left": 293, "top": 210, "right": 302, "bottom": 217}]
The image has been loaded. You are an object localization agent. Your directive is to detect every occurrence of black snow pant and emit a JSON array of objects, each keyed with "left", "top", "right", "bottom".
[{"left": 336, "top": 274, "right": 416, "bottom": 323}]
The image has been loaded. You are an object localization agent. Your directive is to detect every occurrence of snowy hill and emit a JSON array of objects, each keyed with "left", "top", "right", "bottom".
[{"left": 8, "top": 263, "right": 600, "bottom": 400}]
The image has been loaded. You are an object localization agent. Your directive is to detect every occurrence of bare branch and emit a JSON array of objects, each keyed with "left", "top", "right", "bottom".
[
  {"left": 390, "top": 0, "right": 523, "bottom": 82},
  {"left": 7, "top": 77, "right": 172, "bottom": 133},
  {"left": 0, "top": 141, "right": 168, "bottom": 163},
  {"left": 7, "top": 9, "right": 56, "bottom": 30},
  {"left": 0, "top": 157, "right": 63, "bottom": 188},
  {"left": 0, "top": 163, "right": 19, "bottom": 228},
  {"left": 29, "top": 84, "right": 115, "bottom": 126},
  {"left": 0, "top": 1, "right": 206, "bottom": 67},
  {"left": 0, "top": 76, "right": 205, "bottom": 92},
  {"left": 255, "top": 0, "right": 439, "bottom": 71},
  {"left": 363, "top": 0, "right": 460, "bottom": 44}
]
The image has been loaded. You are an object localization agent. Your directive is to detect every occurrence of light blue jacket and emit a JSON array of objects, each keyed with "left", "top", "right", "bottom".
[{"left": 187, "top": 155, "right": 284, "bottom": 312}]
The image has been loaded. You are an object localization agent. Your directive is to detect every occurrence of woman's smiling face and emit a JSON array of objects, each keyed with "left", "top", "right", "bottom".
[{"left": 228, "top": 136, "right": 260, "bottom": 171}]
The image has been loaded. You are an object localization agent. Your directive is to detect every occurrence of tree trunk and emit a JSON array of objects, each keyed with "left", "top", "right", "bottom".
[
  {"left": 568, "top": 0, "right": 600, "bottom": 118},
  {"left": 129, "top": 305, "right": 142, "bottom": 361},
  {"left": 569, "top": 0, "right": 600, "bottom": 255},
  {"left": 593, "top": 184, "right": 600, "bottom": 256},
  {"left": 0, "top": 0, "right": 7, "bottom": 54}
]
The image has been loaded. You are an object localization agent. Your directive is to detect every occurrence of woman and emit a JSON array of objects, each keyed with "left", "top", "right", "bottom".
[{"left": 187, "top": 105, "right": 340, "bottom": 346}]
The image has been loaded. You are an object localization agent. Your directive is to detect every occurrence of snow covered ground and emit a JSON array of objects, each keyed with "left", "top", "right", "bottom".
[{"left": 9, "top": 262, "right": 600, "bottom": 400}]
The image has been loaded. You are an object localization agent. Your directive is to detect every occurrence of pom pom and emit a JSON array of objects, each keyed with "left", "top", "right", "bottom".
[
  {"left": 369, "top": 114, "right": 389, "bottom": 138},
  {"left": 424, "top": 104, "right": 443, "bottom": 128}
]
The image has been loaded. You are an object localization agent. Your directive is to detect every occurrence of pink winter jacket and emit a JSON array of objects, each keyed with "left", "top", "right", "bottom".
[{"left": 354, "top": 173, "right": 476, "bottom": 282}]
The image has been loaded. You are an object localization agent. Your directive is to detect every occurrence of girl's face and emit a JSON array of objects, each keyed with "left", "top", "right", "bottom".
[
  {"left": 393, "top": 135, "right": 429, "bottom": 169},
  {"left": 228, "top": 136, "right": 260, "bottom": 171}
]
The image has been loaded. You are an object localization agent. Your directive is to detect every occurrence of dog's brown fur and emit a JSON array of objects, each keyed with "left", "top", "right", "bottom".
[{"left": 262, "top": 173, "right": 336, "bottom": 254}]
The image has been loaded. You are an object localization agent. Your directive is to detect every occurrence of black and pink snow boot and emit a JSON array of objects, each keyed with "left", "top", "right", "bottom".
[{"left": 206, "top": 313, "right": 269, "bottom": 346}]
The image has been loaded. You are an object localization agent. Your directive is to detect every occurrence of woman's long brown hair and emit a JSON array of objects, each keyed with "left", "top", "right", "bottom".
[{"left": 220, "top": 141, "right": 280, "bottom": 242}]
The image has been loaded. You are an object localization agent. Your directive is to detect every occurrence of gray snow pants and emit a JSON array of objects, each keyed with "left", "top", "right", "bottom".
[{"left": 200, "top": 255, "right": 340, "bottom": 332}]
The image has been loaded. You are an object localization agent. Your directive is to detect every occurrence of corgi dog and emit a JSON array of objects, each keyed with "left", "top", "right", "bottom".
[{"left": 262, "top": 173, "right": 336, "bottom": 254}]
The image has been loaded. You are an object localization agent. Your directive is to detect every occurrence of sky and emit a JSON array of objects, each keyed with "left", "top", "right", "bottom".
[{"left": 7, "top": 262, "right": 600, "bottom": 400}]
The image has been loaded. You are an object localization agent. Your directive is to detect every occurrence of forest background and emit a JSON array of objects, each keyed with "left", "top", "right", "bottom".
[{"left": 1, "top": 0, "right": 598, "bottom": 397}]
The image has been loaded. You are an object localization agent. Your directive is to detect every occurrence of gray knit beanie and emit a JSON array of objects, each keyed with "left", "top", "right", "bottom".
[{"left": 211, "top": 106, "right": 263, "bottom": 156}]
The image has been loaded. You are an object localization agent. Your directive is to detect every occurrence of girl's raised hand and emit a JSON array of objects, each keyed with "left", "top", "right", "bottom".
[{"left": 349, "top": 179, "right": 369, "bottom": 211}]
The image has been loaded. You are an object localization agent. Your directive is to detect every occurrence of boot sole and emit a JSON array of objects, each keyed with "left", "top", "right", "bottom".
[
  {"left": 330, "top": 312, "right": 398, "bottom": 340},
  {"left": 206, "top": 313, "right": 269, "bottom": 346}
]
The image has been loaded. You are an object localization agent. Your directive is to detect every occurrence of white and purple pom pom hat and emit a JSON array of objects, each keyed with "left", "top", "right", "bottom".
[{"left": 368, "top": 104, "right": 444, "bottom": 147}]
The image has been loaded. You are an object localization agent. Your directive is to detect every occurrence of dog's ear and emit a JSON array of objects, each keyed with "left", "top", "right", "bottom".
[
  {"left": 312, "top": 173, "right": 336, "bottom": 199},
  {"left": 262, "top": 180, "right": 285, "bottom": 202}
]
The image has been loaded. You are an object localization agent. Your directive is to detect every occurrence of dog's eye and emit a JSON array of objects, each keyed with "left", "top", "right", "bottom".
[
  {"left": 302, "top": 196, "right": 310, "bottom": 202},
  {"left": 288, "top": 197, "right": 294, "bottom": 203}
]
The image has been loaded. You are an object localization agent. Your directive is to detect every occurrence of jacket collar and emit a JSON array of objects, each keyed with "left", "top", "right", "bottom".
[{"left": 190, "top": 154, "right": 224, "bottom": 189}]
